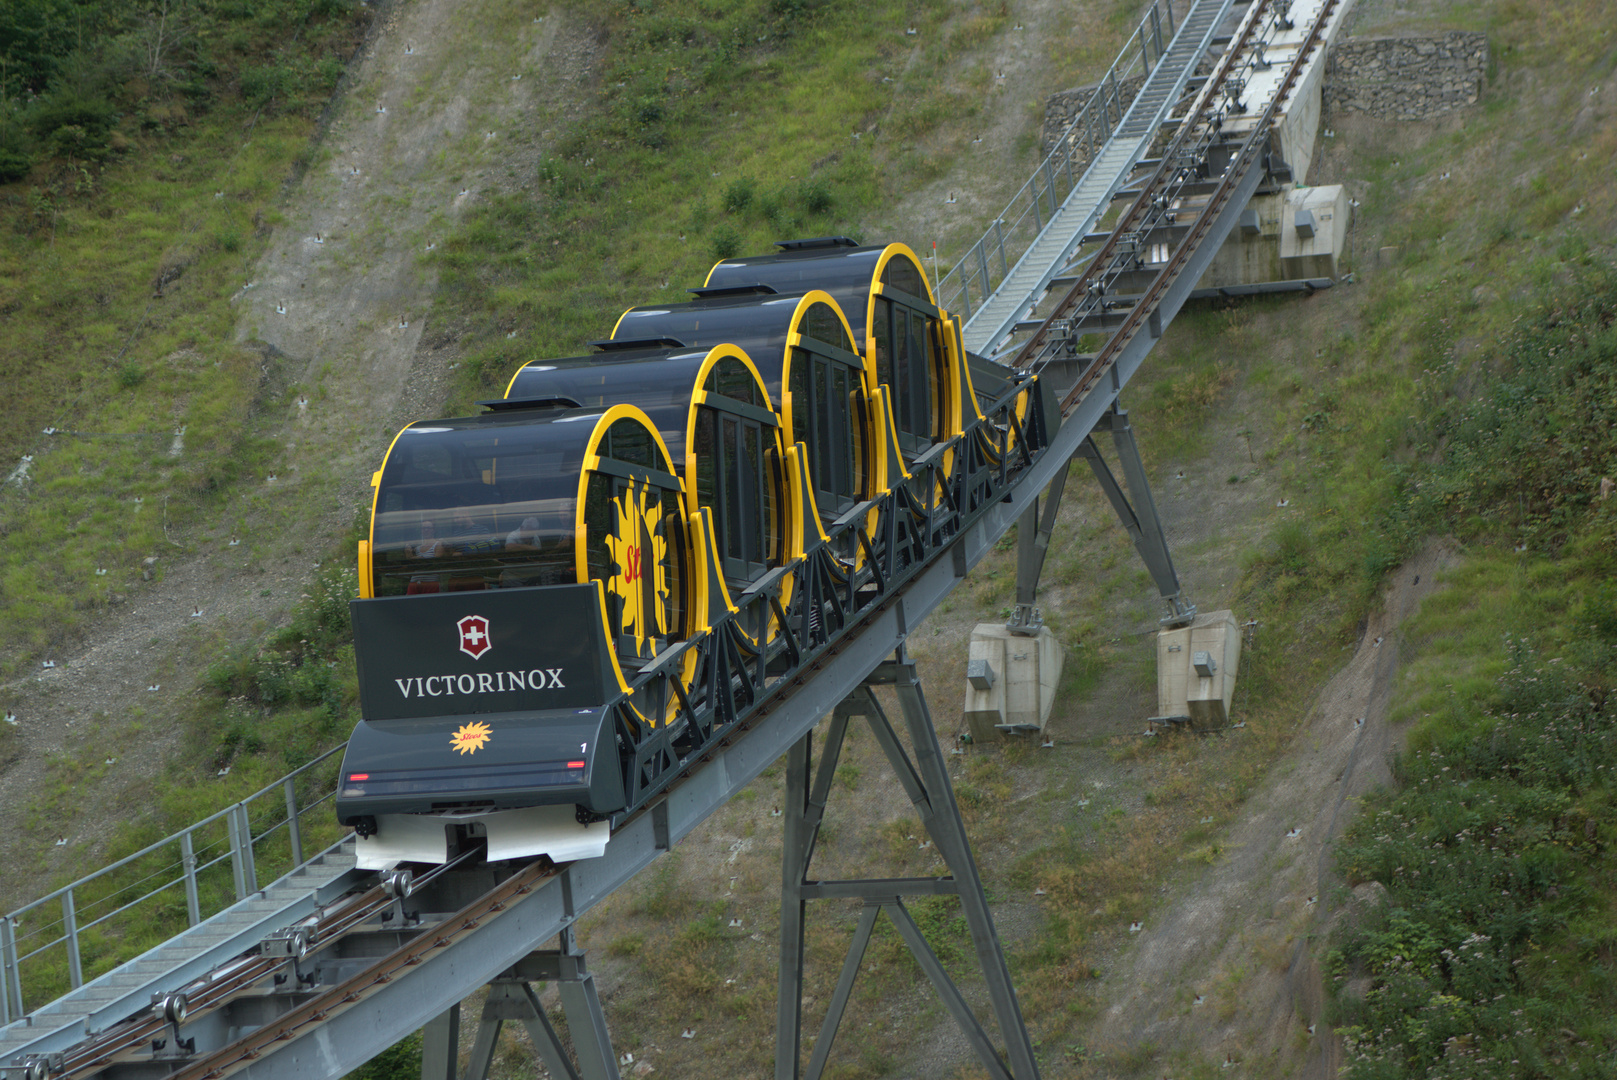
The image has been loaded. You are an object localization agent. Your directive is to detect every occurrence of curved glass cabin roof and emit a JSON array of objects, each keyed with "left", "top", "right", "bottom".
[
  {"left": 368, "top": 406, "right": 682, "bottom": 603},
  {"left": 702, "top": 241, "right": 937, "bottom": 350},
  {"left": 608, "top": 291, "right": 863, "bottom": 398},
  {"left": 608, "top": 291, "right": 878, "bottom": 517},
  {"left": 504, "top": 345, "right": 773, "bottom": 464},
  {"left": 703, "top": 242, "right": 960, "bottom": 458}
]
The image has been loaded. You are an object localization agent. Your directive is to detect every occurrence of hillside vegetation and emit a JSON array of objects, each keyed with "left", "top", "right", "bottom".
[{"left": 0, "top": 0, "right": 371, "bottom": 666}]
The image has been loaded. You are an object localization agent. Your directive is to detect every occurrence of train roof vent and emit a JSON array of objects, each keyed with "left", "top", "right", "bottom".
[
  {"left": 478, "top": 396, "right": 583, "bottom": 413},
  {"left": 588, "top": 336, "right": 687, "bottom": 351},
  {"left": 773, "top": 236, "right": 860, "bottom": 251},
  {"left": 686, "top": 283, "right": 778, "bottom": 298}
]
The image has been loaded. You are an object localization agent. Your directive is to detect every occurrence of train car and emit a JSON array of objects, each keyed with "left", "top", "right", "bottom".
[
  {"left": 606, "top": 289, "right": 883, "bottom": 532},
  {"left": 338, "top": 403, "right": 699, "bottom": 869},
  {"left": 503, "top": 344, "right": 800, "bottom": 599},
  {"left": 334, "top": 241, "right": 1057, "bottom": 872},
  {"left": 700, "top": 238, "right": 971, "bottom": 469}
]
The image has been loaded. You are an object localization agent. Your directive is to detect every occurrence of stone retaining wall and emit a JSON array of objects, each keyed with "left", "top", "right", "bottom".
[
  {"left": 1040, "top": 74, "right": 1145, "bottom": 155},
  {"left": 1323, "top": 31, "right": 1488, "bottom": 120},
  {"left": 1040, "top": 31, "right": 1488, "bottom": 151}
]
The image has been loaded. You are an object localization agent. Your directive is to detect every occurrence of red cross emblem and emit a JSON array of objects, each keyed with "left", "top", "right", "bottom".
[{"left": 457, "top": 615, "right": 492, "bottom": 660}]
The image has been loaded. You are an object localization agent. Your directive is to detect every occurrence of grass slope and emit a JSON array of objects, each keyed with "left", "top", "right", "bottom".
[{"left": 0, "top": 0, "right": 372, "bottom": 668}]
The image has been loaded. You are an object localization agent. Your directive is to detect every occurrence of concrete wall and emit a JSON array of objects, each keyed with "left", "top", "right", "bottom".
[
  {"left": 1190, "top": 185, "right": 1348, "bottom": 289},
  {"left": 1041, "top": 31, "right": 1488, "bottom": 152},
  {"left": 1040, "top": 74, "right": 1146, "bottom": 155},
  {"left": 1324, "top": 32, "right": 1489, "bottom": 120}
]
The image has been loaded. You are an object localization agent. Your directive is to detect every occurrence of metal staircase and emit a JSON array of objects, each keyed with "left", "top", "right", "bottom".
[{"left": 940, "top": 0, "right": 1237, "bottom": 358}]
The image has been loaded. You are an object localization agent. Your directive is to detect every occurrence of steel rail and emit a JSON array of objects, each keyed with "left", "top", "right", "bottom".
[
  {"left": 46, "top": 883, "right": 390, "bottom": 1080},
  {"left": 164, "top": 862, "right": 555, "bottom": 1080},
  {"left": 39, "top": 846, "right": 485, "bottom": 1080},
  {"left": 1008, "top": 0, "right": 1274, "bottom": 375},
  {"left": 1053, "top": 0, "right": 1340, "bottom": 414}
]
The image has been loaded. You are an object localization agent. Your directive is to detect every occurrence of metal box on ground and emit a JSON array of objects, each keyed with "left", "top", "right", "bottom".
[
  {"left": 963, "top": 624, "right": 1064, "bottom": 742},
  {"left": 1156, "top": 610, "right": 1241, "bottom": 729}
]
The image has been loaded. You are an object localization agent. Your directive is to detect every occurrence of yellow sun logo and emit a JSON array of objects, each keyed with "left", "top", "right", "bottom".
[
  {"left": 449, "top": 721, "right": 492, "bottom": 755},
  {"left": 603, "top": 481, "right": 670, "bottom": 658}
]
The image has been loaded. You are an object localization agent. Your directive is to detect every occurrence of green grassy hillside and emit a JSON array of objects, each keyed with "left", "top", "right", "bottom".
[{"left": 0, "top": 0, "right": 371, "bottom": 667}]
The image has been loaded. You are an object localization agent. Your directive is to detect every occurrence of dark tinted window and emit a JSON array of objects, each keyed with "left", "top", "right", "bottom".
[
  {"left": 875, "top": 257, "right": 941, "bottom": 453},
  {"left": 371, "top": 423, "right": 583, "bottom": 597}
]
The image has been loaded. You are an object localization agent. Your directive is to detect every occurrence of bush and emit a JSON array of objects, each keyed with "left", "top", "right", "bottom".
[
  {"left": 721, "top": 176, "right": 755, "bottom": 214},
  {"left": 27, "top": 92, "right": 118, "bottom": 159},
  {"left": 798, "top": 176, "right": 832, "bottom": 215},
  {"left": 239, "top": 64, "right": 291, "bottom": 108},
  {"left": 710, "top": 223, "right": 741, "bottom": 261},
  {"left": 0, "top": 146, "right": 31, "bottom": 182}
]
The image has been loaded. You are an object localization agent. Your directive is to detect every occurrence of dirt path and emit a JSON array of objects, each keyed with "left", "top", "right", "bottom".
[
  {"left": 0, "top": 0, "right": 602, "bottom": 907},
  {"left": 1080, "top": 543, "right": 1455, "bottom": 1075}
]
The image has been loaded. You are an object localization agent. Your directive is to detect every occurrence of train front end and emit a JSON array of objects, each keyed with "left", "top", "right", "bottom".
[{"left": 337, "top": 404, "right": 696, "bottom": 869}]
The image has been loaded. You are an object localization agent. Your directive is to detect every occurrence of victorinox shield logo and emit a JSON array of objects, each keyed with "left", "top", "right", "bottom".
[{"left": 457, "top": 614, "right": 492, "bottom": 660}]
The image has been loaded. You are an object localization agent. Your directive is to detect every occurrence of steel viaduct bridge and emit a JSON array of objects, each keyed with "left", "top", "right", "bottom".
[{"left": 1, "top": 0, "right": 1349, "bottom": 1076}]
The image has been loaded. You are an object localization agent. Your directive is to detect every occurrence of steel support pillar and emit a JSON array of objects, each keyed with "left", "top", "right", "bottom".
[
  {"left": 449, "top": 935, "right": 621, "bottom": 1080},
  {"left": 775, "top": 651, "right": 1039, "bottom": 1080},
  {"left": 1079, "top": 405, "right": 1194, "bottom": 625},
  {"left": 420, "top": 1004, "right": 460, "bottom": 1080},
  {"left": 1006, "top": 459, "right": 1072, "bottom": 635}
]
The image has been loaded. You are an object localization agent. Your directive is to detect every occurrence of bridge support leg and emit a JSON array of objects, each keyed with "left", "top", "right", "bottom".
[
  {"left": 463, "top": 979, "right": 583, "bottom": 1080},
  {"left": 420, "top": 1003, "right": 460, "bottom": 1080},
  {"left": 457, "top": 932, "right": 620, "bottom": 1080},
  {"left": 1080, "top": 405, "right": 1194, "bottom": 625},
  {"left": 1006, "top": 457, "right": 1071, "bottom": 635},
  {"left": 774, "top": 652, "right": 1040, "bottom": 1080},
  {"left": 556, "top": 927, "right": 621, "bottom": 1080}
]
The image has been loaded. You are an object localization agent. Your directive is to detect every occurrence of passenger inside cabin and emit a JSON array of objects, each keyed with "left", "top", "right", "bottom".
[
  {"left": 505, "top": 515, "right": 542, "bottom": 550},
  {"left": 412, "top": 518, "right": 447, "bottom": 558},
  {"left": 407, "top": 517, "right": 446, "bottom": 593},
  {"left": 498, "top": 516, "right": 552, "bottom": 588},
  {"left": 449, "top": 506, "right": 500, "bottom": 556}
]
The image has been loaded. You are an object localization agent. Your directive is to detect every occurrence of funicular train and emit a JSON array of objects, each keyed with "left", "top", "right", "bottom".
[{"left": 336, "top": 238, "right": 1058, "bottom": 868}]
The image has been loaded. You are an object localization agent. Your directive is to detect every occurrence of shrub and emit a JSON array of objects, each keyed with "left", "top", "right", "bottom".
[
  {"left": 0, "top": 147, "right": 31, "bottom": 183},
  {"left": 798, "top": 176, "right": 832, "bottom": 215},
  {"left": 27, "top": 93, "right": 118, "bottom": 159},
  {"left": 721, "top": 176, "right": 755, "bottom": 214},
  {"left": 239, "top": 64, "right": 291, "bottom": 108},
  {"left": 709, "top": 223, "right": 740, "bottom": 261}
]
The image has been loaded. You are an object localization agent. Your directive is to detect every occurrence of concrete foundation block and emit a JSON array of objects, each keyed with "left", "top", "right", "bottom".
[
  {"left": 963, "top": 624, "right": 1064, "bottom": 742},
  {"left": 1157, "top": 610, "right": 1242, "bottom": 730}
]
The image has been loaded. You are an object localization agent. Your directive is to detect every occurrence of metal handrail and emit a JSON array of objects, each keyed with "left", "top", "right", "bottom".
[
  {"left": 0, "top": 744, "right": 346, "bottom": 1021},
  {"left": 935, "top": 0, "right": 1177, "bottom": 323}
]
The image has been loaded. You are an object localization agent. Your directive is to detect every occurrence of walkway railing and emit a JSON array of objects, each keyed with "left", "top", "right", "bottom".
[
  {"left": 935, "top": 0, "right": 1176, "bottom": 322},
  {"left": 0, "top": 745, "right": 346, "bottom": 1021}
]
